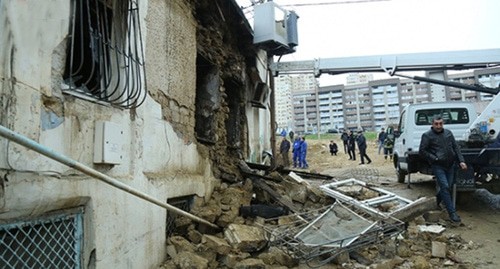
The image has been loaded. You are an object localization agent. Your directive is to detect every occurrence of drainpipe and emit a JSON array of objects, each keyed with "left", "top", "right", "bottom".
[
  {"left": 268, "top": 55, "right": 277, "bottom": 169},
  {"left": 0, "top": 125, "right": 219, "bottom": 229}
]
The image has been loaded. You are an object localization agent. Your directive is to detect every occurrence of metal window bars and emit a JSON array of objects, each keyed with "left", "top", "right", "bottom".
[
  {"left": 64, "top": 0, "right": 147, "bottom": 109},
  {"left": 258, "top": 202, "right": 404, "bottom": 268},
  {"left": 0, "top": 209, "right": 83, "bottom": 269}
]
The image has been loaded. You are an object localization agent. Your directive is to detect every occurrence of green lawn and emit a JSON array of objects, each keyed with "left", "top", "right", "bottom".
[{"left": 280, "top": 132, "right": 378, "bottom": 141}]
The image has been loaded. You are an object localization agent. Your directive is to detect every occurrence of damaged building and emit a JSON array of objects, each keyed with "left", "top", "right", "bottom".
[{"left": 0, "top": 0, "right": 288, "bottom": 268}]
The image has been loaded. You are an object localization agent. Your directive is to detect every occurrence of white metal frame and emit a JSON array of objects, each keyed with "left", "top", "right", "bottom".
[{"left": 320, "top": 178, "right": 414, "bottom": 216}]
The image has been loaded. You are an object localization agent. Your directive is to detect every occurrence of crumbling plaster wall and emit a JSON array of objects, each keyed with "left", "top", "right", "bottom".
[
  {"left": 0, "top": 0, "right": 235, "bottom": 268},
  {"left": 146, "top": 0, "right": 271, "bottom": 180},
  {"left": 146, "top": 0, "right": 197, "bottom": 141}
]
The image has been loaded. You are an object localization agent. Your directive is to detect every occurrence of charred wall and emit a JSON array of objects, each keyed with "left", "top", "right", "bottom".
[{"left": 194, "top": 1, "right": 256, "bottom": 181}]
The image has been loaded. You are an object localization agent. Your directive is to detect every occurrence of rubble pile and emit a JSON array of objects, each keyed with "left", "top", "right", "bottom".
[{"left": 159, "top": 171, "right": 482, "bottom": 268}]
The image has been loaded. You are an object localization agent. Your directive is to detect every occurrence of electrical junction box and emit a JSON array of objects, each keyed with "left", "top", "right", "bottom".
[
  {"left": 93, "top": 121, "right": 124, "bottom": 164},
  {"left": 253, "top": 1, "right": 298, "bottom": 56}
]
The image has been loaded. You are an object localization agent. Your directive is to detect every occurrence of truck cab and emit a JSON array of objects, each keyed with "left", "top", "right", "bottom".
[{"left": 393, "top": 102, "right": 477, "bottom": 183}]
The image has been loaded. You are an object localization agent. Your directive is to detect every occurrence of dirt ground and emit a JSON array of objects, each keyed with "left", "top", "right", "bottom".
[{"left": 293, "top": 138, "right": 500, "bottom": 269}]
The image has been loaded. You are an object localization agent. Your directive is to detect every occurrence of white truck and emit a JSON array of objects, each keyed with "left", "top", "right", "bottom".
[
  {"left": 393, "top": 92, "right": 500, "bottom": 190},
  {"left": 270, "top": 47, "right": 500, "bottom": 190}
]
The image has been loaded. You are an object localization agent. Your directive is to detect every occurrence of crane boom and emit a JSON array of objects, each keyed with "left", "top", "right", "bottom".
[{"left": 271, "top": 48, "right": 500, "bottom": 76}]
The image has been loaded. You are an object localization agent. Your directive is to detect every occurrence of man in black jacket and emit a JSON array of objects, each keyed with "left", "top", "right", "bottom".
[
  {"left": 347, "top": 130, "right": 356, "bottom": 161},
  {"left": 279, "top": 135, "right": 291, "bottom": 167},
  {"left": 419, "top": 115, "right": 467, "bottom": 223},
  {"left": 356, "top": 129, "right": 372, "bottom": 165}
]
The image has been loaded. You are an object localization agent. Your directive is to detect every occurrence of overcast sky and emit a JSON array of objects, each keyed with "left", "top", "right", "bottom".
[{"left": 237, "top": 0, "right": 500, "bottom": 85}]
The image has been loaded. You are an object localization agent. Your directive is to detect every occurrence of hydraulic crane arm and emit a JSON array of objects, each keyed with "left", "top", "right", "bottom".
[
  {"left": 270, "top": 48, "right": 500, "bottom": 76},
  {"left": 393, "top": 73, "right": 500, "bottom": 95}
]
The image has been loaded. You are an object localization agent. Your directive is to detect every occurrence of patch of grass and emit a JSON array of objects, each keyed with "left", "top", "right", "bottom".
[{"left": 281, "top": 132, "right": 377, "bottom": 141}]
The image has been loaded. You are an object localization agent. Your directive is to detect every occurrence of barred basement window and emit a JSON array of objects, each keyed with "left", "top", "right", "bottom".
[
  {"left": 0, "top": 208, "right": 84, "bottom": 269},
  {"left": 63, "top": 0, "right": 147, "bottom": 109},
  {"left": 165, "top": 196, "right": 193, "bottom": 238}
]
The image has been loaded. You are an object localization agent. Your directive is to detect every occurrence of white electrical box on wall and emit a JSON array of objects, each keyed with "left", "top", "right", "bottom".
[{"left": 93, "top": 121, "right": 124, "bottom": 164}]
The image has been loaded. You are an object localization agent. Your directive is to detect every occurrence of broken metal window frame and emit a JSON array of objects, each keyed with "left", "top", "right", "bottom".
[
  {"left": 320, "top": 178, "right": 414, "bottom": 217},
  {"left": 259, "top": 201, "right": 404, "bottom": 268},
  {"left": 294, "top": 202, "right": 377, "bottom": 248},
  {"left": 63, "top": 0, "right": 147, "bottom": 109}
]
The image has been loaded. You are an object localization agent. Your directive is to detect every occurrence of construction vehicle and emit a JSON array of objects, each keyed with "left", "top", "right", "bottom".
[
  {"left": 252, "top": 4, "right": 500, "bottom": 189},
  {"left": 270, "top": 49, "right": 500, "bottom": 191},
  {"left": 392, "top": 89, "right": 500, "bottom": 190}
]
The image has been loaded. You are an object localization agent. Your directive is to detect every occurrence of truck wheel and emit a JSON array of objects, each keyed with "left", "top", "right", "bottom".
[{"left": 396, "top": 163, "right": 407, "bottom": 183}]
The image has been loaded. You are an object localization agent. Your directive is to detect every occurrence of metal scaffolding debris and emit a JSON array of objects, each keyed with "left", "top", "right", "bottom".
[{"left": 258, "top": 202, "right": 404, "bottom": 267}]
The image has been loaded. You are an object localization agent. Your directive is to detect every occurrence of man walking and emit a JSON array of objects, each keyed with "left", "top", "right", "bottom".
[
  {"left": 279, "top": 135, "right": 291, "bottom": 167},
  {"left": 356, "top": 129, "right": 372, "bottom": 165},
  {"left": 419, "top": 115, "right": 467, "bottom": 223}
]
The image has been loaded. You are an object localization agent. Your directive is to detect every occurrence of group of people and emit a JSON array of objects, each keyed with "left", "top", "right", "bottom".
[
  {"left": 279, "top": 115, "right": 480, "bottom": 225},
  {"left": 340, "top": 129, "right": 372, "bottom": 165},
  {"left": 279, "top": 135, "right": 308, "bottom": 169}
]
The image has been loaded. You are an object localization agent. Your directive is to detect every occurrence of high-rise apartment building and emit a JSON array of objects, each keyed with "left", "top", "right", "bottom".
[
  {"left": 277, "top": 67, "right": 500, "bottom": 134},
  {"left": 274, "top": 76, "right": 294, "bottom": 132},
  {"left": 346, "top": 73, "right": 374, "bottom": 85},
  {"left": 275, "top": 74, "right": 318, "bottom": 133},
  {"left": 318, "top": 85, "right": 344, "bottom": 131}
]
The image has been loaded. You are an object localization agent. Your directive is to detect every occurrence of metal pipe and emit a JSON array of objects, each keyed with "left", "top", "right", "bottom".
[
  {"left": 268, "top": 55, "right": 277, "bottom": 169},
  {"left": 0, "top": 125, "right": 219, "bottom": 229}
]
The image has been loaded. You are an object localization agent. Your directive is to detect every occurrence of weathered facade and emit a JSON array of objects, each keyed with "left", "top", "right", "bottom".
[{"left": 0, "top": 0, "right": 271, "bottom": 268}]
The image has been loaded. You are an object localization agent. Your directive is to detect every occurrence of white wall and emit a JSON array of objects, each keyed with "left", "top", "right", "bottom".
[{"left": 0, "top": 1, "right": 217, "bottom": 268}]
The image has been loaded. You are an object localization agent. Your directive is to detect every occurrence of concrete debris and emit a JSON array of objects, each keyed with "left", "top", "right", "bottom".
[
  {"left": 202, "top": 234, "right": 232, "bottom": 255},
  {"left": 220, "top": 252, "right": 251, "bottom": 268},
  {"left": 233, "top": 258, "right": 266, "bottom": 269},
  {"left": 257, "top": 247, "right": 297, "bottom": 267},
  {"left": 432, "top": 241, "right": 447, "bottom": 258},
  {"left": 159, "top": 172, "right": 480, "bottom": 268},
  {"left": 224, "top": 224, "right": 267, "bottom": 253},
  {"left": 288, "top": 171, "right": 306, "bottom": 184},
  {"left": 172, "top": 251, "right": 208, "bottom": 269},
  {"left": 419, "top": 224, "right": 446, "bottom": 234}
]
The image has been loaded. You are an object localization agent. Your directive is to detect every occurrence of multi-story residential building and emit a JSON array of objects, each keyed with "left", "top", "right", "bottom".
[
  {"left": 275, "top": 76, "right": 294, "bottom": 132},
  {"left": 370, "top": 79, "right": 400, "bottom": 130},
  {"left": 318, "top": 85, "right": 344, "bottom": 132},
  {"left": 346, "top": 73, "right": 374, "bottom": 85},
  {"left": 398, "top": 79, "right": 432, "bottom": 107},
  {"left": 293, "top": 90, "right": 318, "bottom": 134},
  {"left": 280, "top": 67, "right": 500, "bottom": 134},
  {"left": 276, "top": 74, "right": 318, "bottom": 133}
]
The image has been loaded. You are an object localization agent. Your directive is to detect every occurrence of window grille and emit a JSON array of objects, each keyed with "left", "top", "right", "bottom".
[
  {"left": 166, "top": 196, "right": 193, "bottom": 238},
  {"left": 64, "top": 0, "right": 147, "bottom": 109},
  {"left": 0, "top": 209, "right": 84, "bottom": 269}
]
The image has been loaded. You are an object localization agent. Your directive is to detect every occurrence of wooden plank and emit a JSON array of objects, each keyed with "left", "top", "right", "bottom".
[
  {"left": 250, "top": 176, "right": 301, "bottom": 213},
  {"left": 390, "top": 196, "right": 437, "bottom": 222}
]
